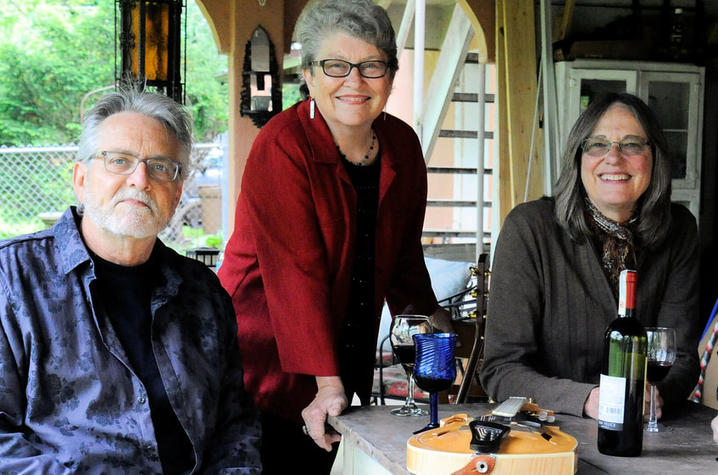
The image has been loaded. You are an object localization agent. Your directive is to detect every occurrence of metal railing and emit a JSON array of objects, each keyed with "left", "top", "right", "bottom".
[{"left": 0, "top": 141, "right": 225, "bottom": 251}]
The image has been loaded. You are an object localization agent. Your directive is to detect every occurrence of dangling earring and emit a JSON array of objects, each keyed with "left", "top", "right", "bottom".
[{"left": 310, "top": 98, "right": 315, "bottom": 119}]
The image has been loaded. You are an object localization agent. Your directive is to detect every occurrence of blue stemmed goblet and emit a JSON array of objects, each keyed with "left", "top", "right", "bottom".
[
  {"left": 389, "top": 315, "right": 433, "bottom": 416},
  {"left": 412, "top": 332, "right": 458, "bottom": 433}
]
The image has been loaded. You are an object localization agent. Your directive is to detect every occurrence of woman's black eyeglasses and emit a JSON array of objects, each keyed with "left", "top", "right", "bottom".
[{"left": 311, "top": 59, "right": 389, "bottom": 79}]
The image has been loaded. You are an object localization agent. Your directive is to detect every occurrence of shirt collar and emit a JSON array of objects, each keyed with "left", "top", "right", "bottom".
[
  {"left": 52, "top": 207, "right": 181, "bottom": 297},
  {"left": 53, "top": 206, "right": 93, "bottom": 275}
]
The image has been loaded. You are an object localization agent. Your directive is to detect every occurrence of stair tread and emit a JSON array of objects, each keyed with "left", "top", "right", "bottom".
[
  {"left": 452, "top": 93, "right": 496, "bottom": 103},
  {"left": 427, "top": 166, "right": 492, "bottom": 175},
  {"left": 438, "top": 130, "right": 494, "bottom": 139}
]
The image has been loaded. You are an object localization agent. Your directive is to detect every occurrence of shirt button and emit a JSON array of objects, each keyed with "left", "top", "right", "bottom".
[{"left": 138, "top": 396, "right": 146, "bottom": 404}]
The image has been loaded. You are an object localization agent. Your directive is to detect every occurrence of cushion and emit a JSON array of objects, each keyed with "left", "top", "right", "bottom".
[{"left": 376, "top": 257, "right": 473, "bottom": 351}]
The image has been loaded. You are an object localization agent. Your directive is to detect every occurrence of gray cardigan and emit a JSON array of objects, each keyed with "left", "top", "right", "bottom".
[{"left": 479, "top": 198, "right": 700, "bottom": 417}]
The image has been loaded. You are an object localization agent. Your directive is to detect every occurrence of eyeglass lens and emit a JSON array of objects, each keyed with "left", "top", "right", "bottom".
[
  {"left": 320, "top": 59, "right": 387, "bottom": 78},
  {"left": 582, "top": 138, "right": 648, "bottom": 157},
  {"left": 101, "top": 152, "right": 180, "bottom": 182}
]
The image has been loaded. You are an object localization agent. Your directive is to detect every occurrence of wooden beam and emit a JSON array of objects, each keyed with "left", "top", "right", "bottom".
[
  {"left": 496, "top": 0, "right": 510, "bottom": 227},
  {"left": 498, "top": 0, "right": 541, "bottom": 221},
  {"left": 555, "top": 0, "right": 575, "bottom": 43}
]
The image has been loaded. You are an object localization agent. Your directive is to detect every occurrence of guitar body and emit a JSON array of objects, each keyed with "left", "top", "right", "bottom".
[{"left": 406, "top": 414, "right": 578, "bottom": 475}]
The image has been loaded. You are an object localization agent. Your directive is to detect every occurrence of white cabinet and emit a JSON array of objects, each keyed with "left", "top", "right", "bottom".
[{"left": 554, "top": 60, "right": 704, "bottom": 219}]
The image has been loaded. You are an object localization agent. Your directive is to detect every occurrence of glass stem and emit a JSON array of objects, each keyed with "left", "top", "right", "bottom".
[
  {"left": 648, "top": 383, "right": 657, "bottom": 426},
  {"left": 430, "top": 392, "right": 439, "bottom": 427},
  {"left": 406, "top": 373, "right": 416, "bottom": 407}
]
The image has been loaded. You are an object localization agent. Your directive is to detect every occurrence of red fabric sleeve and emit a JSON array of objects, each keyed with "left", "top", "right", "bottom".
[{"left": 240, "top": 135, "right": 340, "bottom": 376}]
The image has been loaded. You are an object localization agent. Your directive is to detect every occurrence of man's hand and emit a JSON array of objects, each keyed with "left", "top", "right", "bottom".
[
  {"left": 300, "top": 376, "right": 348, "bottom": 451},
  {"left": 428, "top": 307, "right": 454, "bottom": 334},
  {"left": 584, "top": 386, "right": 600, "bottom": 419}
]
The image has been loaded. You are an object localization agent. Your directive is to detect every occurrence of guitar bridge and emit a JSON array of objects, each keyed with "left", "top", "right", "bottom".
[{"left": 468, "top": 420, "right": 510, "bottom": 454}]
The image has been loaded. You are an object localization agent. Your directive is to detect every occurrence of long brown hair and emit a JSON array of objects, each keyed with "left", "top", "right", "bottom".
[{"left": 553, "top": 93, "right": 672, "bottom": 248}]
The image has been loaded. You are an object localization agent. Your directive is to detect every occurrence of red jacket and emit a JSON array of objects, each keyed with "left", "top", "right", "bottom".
[{"left": 218, "top": 99, "right": 438, "bottom": 420}]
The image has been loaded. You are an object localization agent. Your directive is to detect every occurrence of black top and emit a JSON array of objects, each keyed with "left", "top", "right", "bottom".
[
  {"left": 92, "top": 251, "right": 194, "bottom": 474},
  {"left": 339, "top": 152, "right": 381, "bottom": 403}
]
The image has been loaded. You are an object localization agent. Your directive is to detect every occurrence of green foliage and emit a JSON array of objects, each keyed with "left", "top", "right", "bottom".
[
  {"left": 0, "top": 0, "right": 228, "bottom": 146},
  {"left": 178, "top": 226, "right": 223, "bottom": 250},
  {"left": 282, "top": 82, "right": 304, "bottom": 110},
  {"left": 185, "top": 2, "right": 229, "bottom": 142},
  {"left": 204, "top": 234, "right": 223, "bottom": 249},
  {"left": 0, "top": 216, "right": 44, "bottom": 240},
  {"left": 0, "top": 1, "right": 114, "bottom": 145}
]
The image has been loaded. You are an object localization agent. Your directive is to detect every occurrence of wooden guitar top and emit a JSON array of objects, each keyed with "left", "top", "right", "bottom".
[{"left": 406, "top": 413, "right": 578, "bottom": 475}]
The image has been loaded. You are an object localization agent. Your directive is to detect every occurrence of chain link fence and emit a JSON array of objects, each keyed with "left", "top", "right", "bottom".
[{"left": 0, "top": 141, "right": 226, "bottom": 252}]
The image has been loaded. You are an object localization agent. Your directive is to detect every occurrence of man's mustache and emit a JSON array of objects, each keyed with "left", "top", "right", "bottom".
[{"left": 110, "top": 189, "right": 159, "bottom": 214}]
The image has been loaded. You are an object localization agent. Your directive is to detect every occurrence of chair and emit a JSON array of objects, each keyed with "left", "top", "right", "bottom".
[
  {"left": 441, "top": 253, "right": 490, "bottom": 404},
  {"left": 372, "top": 253, "right": 490, "bottom": 405}
]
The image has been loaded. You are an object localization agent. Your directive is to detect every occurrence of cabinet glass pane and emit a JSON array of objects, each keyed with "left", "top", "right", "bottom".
[
  {"left": 647, "top": 81, "right": 690, "bottom": 179},
  {"left": 579, "top": 80, "right": 627, "bottom": 112},
  {"left": 664, "top": 131, "right": 688, "bottom": 179}
]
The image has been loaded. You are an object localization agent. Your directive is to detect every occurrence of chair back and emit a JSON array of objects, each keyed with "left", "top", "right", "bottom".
[{"left": 442, "top": 253, "right": 490, "bottom": 404}]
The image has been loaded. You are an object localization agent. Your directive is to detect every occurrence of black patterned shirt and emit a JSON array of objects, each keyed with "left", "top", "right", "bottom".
[{"left": 0, "top": 207, "right": 261, "bottom": 474}]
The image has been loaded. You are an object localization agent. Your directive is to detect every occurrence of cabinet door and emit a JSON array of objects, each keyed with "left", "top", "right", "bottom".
[
  {"left": 557, "top": 68, "right": 636, "bottom": 173},
  {"left": 639, "top": 71, "right": 702, "bottom": 190},
  {"left": 564, "top": 69, "right": 636, "bottom": 131}
]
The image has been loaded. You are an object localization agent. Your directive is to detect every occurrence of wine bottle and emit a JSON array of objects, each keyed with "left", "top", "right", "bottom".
[{"left": 597, "top": 269, "right": 647, "bottom": 456}]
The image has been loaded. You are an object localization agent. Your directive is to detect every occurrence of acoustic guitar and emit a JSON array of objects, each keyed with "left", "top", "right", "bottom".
[{"left": 406, "top": 409, "right": 578, "bottom": 475}]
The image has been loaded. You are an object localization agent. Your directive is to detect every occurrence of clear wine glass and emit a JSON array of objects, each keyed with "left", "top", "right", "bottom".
[
  {"left": 389, "top": 315, "right": 433, "bottom": 416},
  {"left": 412, "top": 332, "right": 458, "bottom": 433},
  {"left": 645, "top": 327, "right": 676, "bottom": 433}
]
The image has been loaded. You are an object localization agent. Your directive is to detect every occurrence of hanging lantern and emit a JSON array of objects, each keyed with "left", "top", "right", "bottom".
[{"left": 115, "top": 0, "right": 186, "bottom": 103}]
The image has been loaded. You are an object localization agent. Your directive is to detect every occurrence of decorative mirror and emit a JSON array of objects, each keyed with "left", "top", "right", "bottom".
[{"left": 240, "top": 26, "right": 281, "bottom": 128}]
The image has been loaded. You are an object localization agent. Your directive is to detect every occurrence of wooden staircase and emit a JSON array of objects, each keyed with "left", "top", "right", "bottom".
[{"left": 411, "top": 3, "right": 495, "bottom": 262}]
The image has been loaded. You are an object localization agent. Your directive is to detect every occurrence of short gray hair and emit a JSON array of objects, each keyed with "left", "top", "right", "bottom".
[
  {"left": 295, "top": 0, "right": 398, "bottom": 76},
  {"left": 78, "top": 88, "right": 194, "bottom": 180},
  {"left": 553, "top": 92, "right": 672, "bottom": 249}
]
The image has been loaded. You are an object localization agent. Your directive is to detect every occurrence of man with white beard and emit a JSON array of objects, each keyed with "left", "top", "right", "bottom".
[{"left": 0, "top": 89, "right": 261, "bottom": 474}]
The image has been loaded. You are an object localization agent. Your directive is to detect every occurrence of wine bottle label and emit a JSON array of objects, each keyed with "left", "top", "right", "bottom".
[{"left": 597, "top": 373, "right": 626, "bottom": 431}]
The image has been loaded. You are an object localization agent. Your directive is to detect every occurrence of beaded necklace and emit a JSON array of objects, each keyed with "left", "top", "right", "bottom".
[{"left": 336, "top": 131, "right": 377, "bottom": 166}]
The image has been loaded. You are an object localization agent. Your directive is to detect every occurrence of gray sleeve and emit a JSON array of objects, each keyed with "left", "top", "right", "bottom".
[{"left": 655, "top": 207, "right": 700, "bottom": 410}]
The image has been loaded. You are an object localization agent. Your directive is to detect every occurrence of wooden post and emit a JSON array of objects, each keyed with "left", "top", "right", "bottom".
[{"left": 496, "top": 0, "right": 541, "bottom": 224}]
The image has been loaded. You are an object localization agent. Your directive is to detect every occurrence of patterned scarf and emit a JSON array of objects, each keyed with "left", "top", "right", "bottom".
[{"left": 584, "top": 197, "right": 638, "bottom": 298}]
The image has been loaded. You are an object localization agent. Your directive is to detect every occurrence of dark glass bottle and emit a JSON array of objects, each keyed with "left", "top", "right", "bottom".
[{"left": 597, "top": 269, "right": 647, "bottom": 456}]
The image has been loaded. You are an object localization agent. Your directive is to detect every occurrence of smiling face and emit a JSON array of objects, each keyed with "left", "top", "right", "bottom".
[
  {"left": 73, "top": 112, "right": 184, "bottom": 241},
  {"left": 303, "top": 31, "right": 392, "bottom": 136},
  {"left": 580, "top": 103, "right": 653, "bottom": 223}
]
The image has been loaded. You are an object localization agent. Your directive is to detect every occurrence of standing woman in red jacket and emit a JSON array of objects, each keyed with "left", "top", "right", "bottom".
[{"left": 218, "top": 0, "right": 451, "bottom": 472}]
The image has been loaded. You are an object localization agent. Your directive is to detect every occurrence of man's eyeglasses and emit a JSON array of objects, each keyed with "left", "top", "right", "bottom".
[
  {"left": 581, "top": 137, "right": 651, "bottom": 158},
  {"left": 92, "top": 151, "right": 182, "bottom": 182},
  {"left": 311, "top": 59, "right": 389, "bottom": 78}
]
